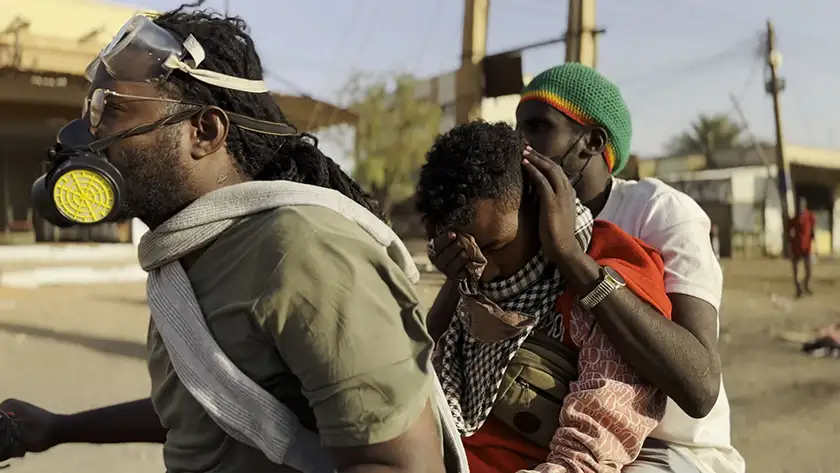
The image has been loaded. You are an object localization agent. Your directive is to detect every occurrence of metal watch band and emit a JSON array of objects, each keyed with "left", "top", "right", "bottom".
[{"left": 579, "top": 268, "right": 621, "bottom": 310}]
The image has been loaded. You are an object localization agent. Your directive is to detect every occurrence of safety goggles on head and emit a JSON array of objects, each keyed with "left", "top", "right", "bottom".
[{"left": 84, "top": 14, "right": 267, "bottom": 93}]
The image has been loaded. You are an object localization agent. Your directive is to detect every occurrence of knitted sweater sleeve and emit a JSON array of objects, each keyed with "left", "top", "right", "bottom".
[
  {"left": 525, "top": 310, "right": 666, "bottom": 473},
  {"left": 520, "top": 221, "right": 671, "bottom": 473}
]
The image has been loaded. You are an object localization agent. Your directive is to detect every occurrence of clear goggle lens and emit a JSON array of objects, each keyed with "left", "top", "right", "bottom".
[{"left": 84, "top": 15, "right": 184, "bottom": 84}]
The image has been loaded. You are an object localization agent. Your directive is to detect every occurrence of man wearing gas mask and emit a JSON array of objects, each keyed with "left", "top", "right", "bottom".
[
  {"left": 3, "top": 7, "right": 466, "bottom": 473},
  {"left": 426, "top": 64, "right": 742, "bottom": 473}
]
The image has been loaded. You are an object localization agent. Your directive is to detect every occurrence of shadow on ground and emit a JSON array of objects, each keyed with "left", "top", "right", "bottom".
[
  {"left": 0, "top": 321, "right": 145, "bottom": 360},
  {"left": 96, "top": 295, "right": 149, "bottom": 307}
]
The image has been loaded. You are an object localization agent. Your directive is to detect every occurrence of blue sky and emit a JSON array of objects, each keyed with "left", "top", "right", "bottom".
[{"left": 115, "top": 0, "right": 840, "bottom": 163}]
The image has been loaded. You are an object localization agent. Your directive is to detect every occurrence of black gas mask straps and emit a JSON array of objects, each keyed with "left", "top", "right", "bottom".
[{"left": 32, "top": 106, "right": 298, "bottom": 227}]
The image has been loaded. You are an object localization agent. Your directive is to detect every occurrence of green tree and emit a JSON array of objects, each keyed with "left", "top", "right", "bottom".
[
  {"left": 345, "top": 73, "right": 442, "bottom": 218},
  {"left": 666, "top": 114, "right": 746, "bottom": 166}
]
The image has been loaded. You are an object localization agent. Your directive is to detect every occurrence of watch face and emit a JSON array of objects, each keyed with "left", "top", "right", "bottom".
[{"left": 604, "top": 266, "right": 626, "bottom": 285}]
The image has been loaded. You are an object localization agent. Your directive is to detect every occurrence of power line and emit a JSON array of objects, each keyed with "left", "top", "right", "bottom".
[
  {"left": 266, "top": 0, "right": 386, "bottom": 134},
  {"left": 724, "top": 54, "right": 764, "bottom": 122},
  {"left": 325, "top": 0, "right": 387, "bottom": 108},
  {"left": 787, "top": 85, "right": 817, "bottom": 146},
  {"left": 263, "top": 70, "right": 314, "bottom": 98},
  {"left": 617, "top": 36, "right": 760, "bottom": 88},
  {"left": 415, "top": 0, "right": 447, "bottom": 72}
]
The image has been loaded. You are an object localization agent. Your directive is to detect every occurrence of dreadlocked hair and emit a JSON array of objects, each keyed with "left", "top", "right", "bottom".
[{"left": 152, "top": 6, "right": 383, "bottom": 220}]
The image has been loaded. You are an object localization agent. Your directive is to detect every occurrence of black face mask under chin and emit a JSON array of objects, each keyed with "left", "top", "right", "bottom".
[
  {"left": 551, "top": 130, "right": 596, "bottom": 188},
  {"left": 31, "top": 107, "right": 300, "bottom": 228}
]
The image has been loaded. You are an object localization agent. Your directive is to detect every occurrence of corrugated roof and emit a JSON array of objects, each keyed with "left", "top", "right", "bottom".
[
  {"left": 0, "top": 0, "right": 150, "bottom": 46},
  {"left": 0, "top": 0, "right": 357, "bottom": 130}
]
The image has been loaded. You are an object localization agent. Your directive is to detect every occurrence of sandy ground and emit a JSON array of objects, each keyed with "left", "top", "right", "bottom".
[{"left": 0, "top": 257, "right": 838, "bottom": 473}]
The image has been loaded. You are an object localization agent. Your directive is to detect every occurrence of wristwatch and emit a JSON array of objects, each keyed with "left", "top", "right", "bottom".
[{"left": 579, "top": 266, "right": 626, "bottom": 310}]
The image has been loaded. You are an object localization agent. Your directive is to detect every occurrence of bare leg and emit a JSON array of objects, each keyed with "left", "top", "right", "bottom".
[
  {"left": 803, "top": 252, "right": 813, "bottom": 294},
  {"left": 792, "top": 256, "right": 802, "bottom": 298}
]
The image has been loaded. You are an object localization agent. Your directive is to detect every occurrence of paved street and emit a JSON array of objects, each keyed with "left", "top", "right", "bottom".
[{"left": 0, "top": 258, "right": 838, "bottom": 472}]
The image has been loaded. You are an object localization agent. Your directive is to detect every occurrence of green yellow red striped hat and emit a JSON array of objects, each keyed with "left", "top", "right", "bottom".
[{"left": 520, "top": 63, "right": 632, "bottom": 174}]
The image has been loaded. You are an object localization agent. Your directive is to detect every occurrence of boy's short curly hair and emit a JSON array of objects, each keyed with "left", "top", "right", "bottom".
[{"left": 416, "top": 120, "right": 525, "bottom": 232}]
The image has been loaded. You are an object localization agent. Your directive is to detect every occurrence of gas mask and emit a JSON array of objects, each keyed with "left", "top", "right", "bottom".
[
  {"left": 31, "top": 14, "right": 298, "bottom": 227},
  {"left": 31, "top": 108, "right": 296, "bottom": 227},
  {"left": 31, "top": 118, "right": 127, "bottom": 227}
]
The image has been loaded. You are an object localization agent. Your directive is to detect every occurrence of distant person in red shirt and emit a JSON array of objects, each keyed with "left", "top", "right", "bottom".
[{"left": 790, "top": 197, "right": 816, "bottom": 297}]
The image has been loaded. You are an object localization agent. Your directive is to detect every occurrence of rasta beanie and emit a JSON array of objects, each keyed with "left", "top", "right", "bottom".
[{"left": 520, "top": 63, "right": 632, "bottom": 175}]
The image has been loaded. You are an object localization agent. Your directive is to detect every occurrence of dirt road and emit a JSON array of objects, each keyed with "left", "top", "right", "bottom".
[{"left": 0, "top": 258, "right": 838, "bottom": 472}]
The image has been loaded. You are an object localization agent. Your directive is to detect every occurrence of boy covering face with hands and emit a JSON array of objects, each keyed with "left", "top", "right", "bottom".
[{"left": 417, "top": 120, "right": 675, "bottom": 473}]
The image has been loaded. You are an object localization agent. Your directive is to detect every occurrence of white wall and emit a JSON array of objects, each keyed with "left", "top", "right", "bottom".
[
  {"left": 764, "top": 181, "right": 784, "bottom": 256},
  {"left": 660, "top": 165, "right": 790, "bottom": 256},
  {"left": 478, "top": 75, "right": 531, "bottom": 128},
  {"left": 730, "top": 167, "right": 774, "bottom": 234},
  {"left": 479, "top": 94, "right": 520, "bottom": 127},
  {"left": 414, "top": 72, "right": 531, "bottom": 134},
  {"left": 413, "top": 71, "right": 458, "bottom": 133},
  {"left": 834, "top": 185, "right": 840, "bottom": 254},
  {"left": 131, "top": 218, "right": 149, "bottom": 253}
]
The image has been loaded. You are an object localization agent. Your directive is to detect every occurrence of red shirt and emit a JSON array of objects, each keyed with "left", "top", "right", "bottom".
[{"left": 790, "top": 210, "right": 815, "bottom": 257}]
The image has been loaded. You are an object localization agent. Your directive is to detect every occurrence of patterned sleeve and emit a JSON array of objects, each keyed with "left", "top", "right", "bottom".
[
  {"left": 522, "top": 309, "right": 666, "bottom": 473},
  {"left": 517, "top": 221, "right": 671, "bottom": 473}
]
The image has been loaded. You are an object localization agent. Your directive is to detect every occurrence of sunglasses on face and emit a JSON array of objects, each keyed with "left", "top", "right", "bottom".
[{"left": 82, "top": 88, "right": 194, "bottom": 129}]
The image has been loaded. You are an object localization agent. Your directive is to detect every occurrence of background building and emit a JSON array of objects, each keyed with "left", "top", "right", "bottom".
[
  {"left": 642, "top": 146, "right": 840, "bottom": 257},
  {"left": 0, "top": 0, "right": 356, "bottom": 244},
  {"left": 405, "top": 67, "right": 840, "bottom": 259},
  {"left": 411, "top": 70, "right": 531, "bottom": 132}
]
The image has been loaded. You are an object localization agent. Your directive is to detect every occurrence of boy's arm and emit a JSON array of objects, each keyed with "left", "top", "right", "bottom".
[
  {"left": 523, "top": 223, "right": 673, "bottom": 473},
  {"left": 523, "top": 310, "right": 666, "bottom": 473}
]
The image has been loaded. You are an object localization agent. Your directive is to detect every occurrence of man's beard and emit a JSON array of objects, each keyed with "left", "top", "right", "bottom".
[{"left": 111, "top": 126, "right": 194, "bottom": 228}]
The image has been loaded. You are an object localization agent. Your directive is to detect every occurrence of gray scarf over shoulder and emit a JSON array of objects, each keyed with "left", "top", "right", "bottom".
[{"left": 137, "top": 181, "right": 468, "bottom": 473}]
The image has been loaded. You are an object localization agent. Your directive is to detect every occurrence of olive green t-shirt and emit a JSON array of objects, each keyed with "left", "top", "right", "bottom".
[{"left": 147, "top": 206, "right": 436, "bottom": 473}]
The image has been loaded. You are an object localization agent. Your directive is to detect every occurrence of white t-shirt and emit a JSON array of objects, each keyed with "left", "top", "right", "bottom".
[{"left": 597, "top": 178, "right": 745, "bottom": 473}]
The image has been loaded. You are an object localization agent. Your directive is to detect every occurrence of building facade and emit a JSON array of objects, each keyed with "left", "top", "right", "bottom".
[
  {"left": 412, "top": 70, "right": 530, "bottom": 132},
  {"left": 0, "top": 0, "right": 356, "bottom": 243},
  {"left": 644, "top": 146, "right": 840, "bottom": 257}
]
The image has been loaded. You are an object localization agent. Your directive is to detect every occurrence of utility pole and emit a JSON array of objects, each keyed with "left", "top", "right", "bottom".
[
  {"left": 453, "top": 0, "right": 602, "bottom": 125},
  {"left": 455, "top": 0, "right": 489, "bottom": 125},
  {"left": 565, "top": 0, "right": 600, "bottom": 67},
  {"left": 765, "top": 20, "right": 794, "bottom": 254}
]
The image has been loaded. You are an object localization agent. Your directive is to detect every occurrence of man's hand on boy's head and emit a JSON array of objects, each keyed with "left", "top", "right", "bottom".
[{"left": 427, "top": 232, "right": 487, "bottom": 281}]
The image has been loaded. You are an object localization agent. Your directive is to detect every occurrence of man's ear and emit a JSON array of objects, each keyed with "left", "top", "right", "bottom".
[
  {"left": 582, "top": 126, "right": 608, "bottom": 157},
  {"left": 190, "top": 106, "right": 230, "bottom": 160}
]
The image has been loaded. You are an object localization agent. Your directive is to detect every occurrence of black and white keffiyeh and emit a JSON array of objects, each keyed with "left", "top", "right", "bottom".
[{"left": 438, "top": 199, "right": 594, "bottom": 436}]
